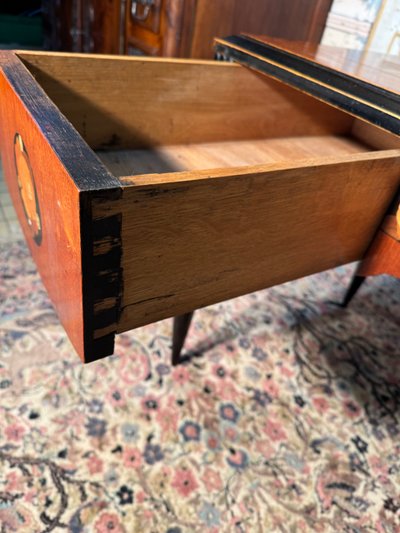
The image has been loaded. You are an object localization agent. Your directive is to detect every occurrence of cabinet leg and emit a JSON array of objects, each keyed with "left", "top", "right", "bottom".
[
  {"left": 172, "top": 312, "right": 194, "bottom": 366},
  {"left": 341, "top": 275, "right": 366, "bottom": 307}
]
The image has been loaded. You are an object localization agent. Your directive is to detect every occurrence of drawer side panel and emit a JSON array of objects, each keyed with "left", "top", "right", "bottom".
[{"left": 118, "top": 151, "right": 400, "bottom": 331}]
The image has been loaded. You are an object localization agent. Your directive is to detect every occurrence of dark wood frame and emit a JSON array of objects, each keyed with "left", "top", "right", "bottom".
[{"left": 214, "top": 35, "right": 400, "bottom": 135}]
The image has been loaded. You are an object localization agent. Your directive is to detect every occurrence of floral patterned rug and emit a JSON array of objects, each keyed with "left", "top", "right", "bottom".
[{"left": 0, "top": 238, "right": 400, "bottom": 533}]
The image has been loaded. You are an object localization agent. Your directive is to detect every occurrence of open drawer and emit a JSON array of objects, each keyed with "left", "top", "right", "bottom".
[{"left": 0, "top": 50, "right": 399, "bottom": 362}]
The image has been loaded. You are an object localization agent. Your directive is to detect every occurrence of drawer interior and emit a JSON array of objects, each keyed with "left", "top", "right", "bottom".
[
  {"left": 95, "top": 135, "right": 371, "bottom": 177},
  {"left": 17, "top": 51, "right": 397, "bottom": 180}
]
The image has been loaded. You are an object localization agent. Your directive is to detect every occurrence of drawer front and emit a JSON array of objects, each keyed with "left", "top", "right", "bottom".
[{"left": 0, "top": 51, "right": 122, "bottom": 363}]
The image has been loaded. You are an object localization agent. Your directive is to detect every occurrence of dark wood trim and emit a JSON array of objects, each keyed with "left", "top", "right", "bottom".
[
  {"left": 8, "top": 52, "right": 120, "bottom": 191},
  {"left": 214, "top": 36, "right": 400, "bottom": 135},
  {"left": 217, "top": 35, "right": 399, "bottom": 109},
  {"left": 237, "top": 35, "right": 399, "bottom": 112}
]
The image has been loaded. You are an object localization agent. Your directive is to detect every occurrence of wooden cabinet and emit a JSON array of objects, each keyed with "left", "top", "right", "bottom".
[
  {"left": 43, "top": 0, "right": 332, "bottom": 57},
  {"left": 124, "top": 0, "right": 196, "bottom": 56},
  {"left": 42, "top": 0, "right": 123, "bottom": 54},
  {"left": 126, "top": 0, "right": 334, "bottom": 57}
]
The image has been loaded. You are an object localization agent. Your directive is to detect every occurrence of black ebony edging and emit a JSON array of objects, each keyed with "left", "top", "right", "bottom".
[
  {"left": 219, "top": 35, "right": 400, "bottom": 118},
  {"left": 214, "top": 41, "right": 400, "bottom": 136},
  {"left": 3, "top": 52, "right": 120, "bottom": 191}
]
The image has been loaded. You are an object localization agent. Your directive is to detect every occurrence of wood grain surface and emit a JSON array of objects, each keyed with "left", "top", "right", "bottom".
[
  {"left": 98, "top": 135, "right": 368, "bottom": 177},
  {"left": 18, "top": 51, "right": 353, "bottom": 150},
  {"left": 188, "top": 0, "right": 332, "bottom": 59},
  {"left": 2, "top": 50, "right": 399, "bottom": 363},
  {"left": 351, "top": 120, "right": 400, "bottom": 278},
  {"left": 358, "top": 212, "right": 400, "bottom": 278},
  {"left": 0, "top": 51, "right": 122, "bottom": 363},
  {"left": 116, "top": 150, "right": 400, "bottom": 332},
  {"left": 211, "top": 35, "right": 400, "bottom": 283},
  {"left": 0, "top": 55, "right": 84, "bottom": 357}
]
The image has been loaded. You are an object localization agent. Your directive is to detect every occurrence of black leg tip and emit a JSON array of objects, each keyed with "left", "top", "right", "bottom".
[{"left": 341, "top": 275, "right": 366, "bottom": 308}]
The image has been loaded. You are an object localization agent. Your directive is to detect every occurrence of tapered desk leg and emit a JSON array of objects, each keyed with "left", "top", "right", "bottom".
[
  {"left": 172, "top": 312, "right": 194, "bottom": 366},
  {"left": 341, "top": 275, "right": 365, "bottom": 307}
]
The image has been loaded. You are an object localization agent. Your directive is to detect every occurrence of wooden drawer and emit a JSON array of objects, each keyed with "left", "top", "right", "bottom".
[{"left": 0, "top": 51, "right": 399, "bottom": 362}]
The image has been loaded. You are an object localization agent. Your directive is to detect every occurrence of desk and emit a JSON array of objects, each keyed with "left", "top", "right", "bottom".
[{"left": 0, "top": 39, "right": 399, "bottom": 363}]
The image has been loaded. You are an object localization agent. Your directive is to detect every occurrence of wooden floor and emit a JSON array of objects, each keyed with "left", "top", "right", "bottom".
[{"left": 96, "top": 135, "right": 371, "bottom": 178}]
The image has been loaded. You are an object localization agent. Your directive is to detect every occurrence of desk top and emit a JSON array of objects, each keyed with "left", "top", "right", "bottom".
[{"left": 214, "top": 34, "right": 400, "bottom": 135}]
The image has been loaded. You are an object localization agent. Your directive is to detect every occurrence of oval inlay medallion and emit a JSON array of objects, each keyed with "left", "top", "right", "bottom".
[{"left": 14, "top": 133, "right": 42, "bottom": 245}]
